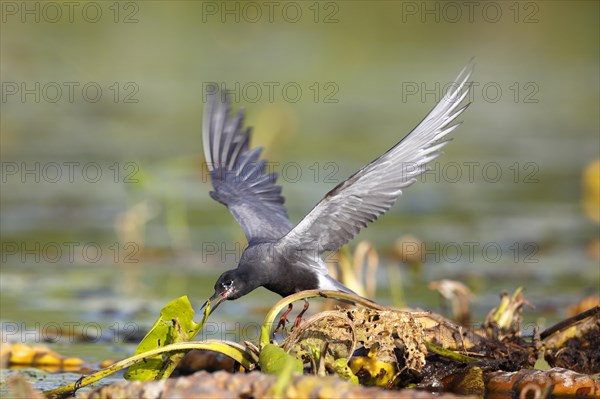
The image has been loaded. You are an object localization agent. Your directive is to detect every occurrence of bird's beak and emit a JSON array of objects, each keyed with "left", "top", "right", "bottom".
[{"left": 199, "top": 290, "right": 230, "bottom": 316}]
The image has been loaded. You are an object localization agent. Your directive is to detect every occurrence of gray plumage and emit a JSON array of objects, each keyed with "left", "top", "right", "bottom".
[
  {"left": 201, "top": 63, "right": 473, "bottom": 312},
  {"left": 203, "top": 97, "right": 293, "bottom": 243}
]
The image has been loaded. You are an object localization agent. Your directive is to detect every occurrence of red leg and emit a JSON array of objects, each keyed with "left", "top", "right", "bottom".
[
  {"left": 275, "top": 303, "right": 293, "bottom": 332},
  {"left": 293, "top": 299, "right": 310, "bottom": 329}
]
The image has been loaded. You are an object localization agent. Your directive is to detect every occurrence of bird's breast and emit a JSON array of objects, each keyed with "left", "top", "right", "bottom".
[{"left": 263, "top": 259, "right": 320, "bottom": 297}]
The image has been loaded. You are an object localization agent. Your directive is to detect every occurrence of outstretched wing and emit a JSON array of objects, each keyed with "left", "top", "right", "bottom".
[
  {"left": 278, "top": 63, "right": 473, "bottom": 254},
  {"left": 203, "top": 91, "right": 293, "bottom": 243}
]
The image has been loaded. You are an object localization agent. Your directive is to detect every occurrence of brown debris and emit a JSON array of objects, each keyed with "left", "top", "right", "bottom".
[
  {"left": 428, "top": 279, "right": 473, "bottom": 326},
  {"left": 543, "top": 306, "right": 600, "bottom": 374},
  {"left": 7, "top": 374, "right": 46, "bottom": 399},
  {"left": 347, "top": 308, "right": 427, "bottom": 372},
  {"left": 77, "top": 370, "right": 476, "bottom": 399},
  {"left": 282, "top": 307, "right": 428, "bottom": 387},
  {"left": 175, "top": 349, "right": 237, "bottom": 375},
  {"left": 485, "top": 368, "right": 600, "bottom": 397},
  {"left": 441, "top": 366, "right": 485, "bottom": 396},
  {"left": 284, "top": 310, "right": 356, "bottom": 364}
]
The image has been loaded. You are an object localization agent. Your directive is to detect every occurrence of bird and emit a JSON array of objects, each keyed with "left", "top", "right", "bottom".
[{"left": 200, "top": 63, "right": 473, "bottom": 320}]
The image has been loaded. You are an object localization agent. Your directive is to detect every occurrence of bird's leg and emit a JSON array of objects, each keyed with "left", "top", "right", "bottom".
[
  {"left": 275, "top": 303, "right": 293, "bottom": 332},
  {"left": 292, "top": 299, "right": 310, "bottom": 329}
]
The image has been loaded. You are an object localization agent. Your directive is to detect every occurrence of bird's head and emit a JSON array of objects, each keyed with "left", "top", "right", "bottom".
[{"left": 200, "top": 269, "right": 253, "bottom": 315}]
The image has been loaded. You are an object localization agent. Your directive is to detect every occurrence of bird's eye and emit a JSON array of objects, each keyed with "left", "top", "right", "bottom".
[{"left": 222, "top": 280, "right": 234, "bottom": 289}]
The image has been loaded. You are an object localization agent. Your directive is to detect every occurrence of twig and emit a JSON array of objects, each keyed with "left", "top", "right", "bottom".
[{"left": 540, "top": 306, "right": 599, "bottom": 340}]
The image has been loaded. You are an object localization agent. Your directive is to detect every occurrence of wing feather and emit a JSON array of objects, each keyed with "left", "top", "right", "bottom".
[
  {"left": 278, "top": 63, "right": 474, "bottom": 256},
  {"left": 203, "top": 92, "right": 293, "bottom": 243}
]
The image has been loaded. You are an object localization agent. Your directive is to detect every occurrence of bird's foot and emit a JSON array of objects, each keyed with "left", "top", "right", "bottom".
[
  {"left": 274, "top": 303, "right": 293, "bottom": 334},
  {"left": 292, "top": 299, "right": 310, "bottom": 329}
]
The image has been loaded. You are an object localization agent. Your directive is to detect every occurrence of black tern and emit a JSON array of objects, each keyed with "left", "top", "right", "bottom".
[{"left": 200, "top": 64, "right": 473, "bottom": 316}]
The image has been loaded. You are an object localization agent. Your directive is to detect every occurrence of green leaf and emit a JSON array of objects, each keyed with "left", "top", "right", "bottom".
[
  {"left": 261, "top": 344, "right": 303, "bottom": 398},
  {"left": 124, "top": 296, "right": 206, "bottom": 380},
  {"left": 259, "top": 343, "right": 303, "bottom": 375},
  {"left": 534, "top": 355, "right": 551, "bottom": 370}
]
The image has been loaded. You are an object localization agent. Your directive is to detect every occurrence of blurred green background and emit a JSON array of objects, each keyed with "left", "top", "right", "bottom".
[{"left": 1, "top": 1, "right": 598, "bottom": 358}]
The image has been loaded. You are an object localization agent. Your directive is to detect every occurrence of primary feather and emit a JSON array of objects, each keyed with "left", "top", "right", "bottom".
[
  {"left": 277, "top": 63, "right": 473, "bottom": 255},
  {"left": 203, "top": 92, "right": 293, "bottom": 243}
]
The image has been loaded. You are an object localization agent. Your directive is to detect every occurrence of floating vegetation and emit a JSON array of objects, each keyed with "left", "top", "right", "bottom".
[{"left": 25, "top": 288, "right": 599, "bottom": 398}]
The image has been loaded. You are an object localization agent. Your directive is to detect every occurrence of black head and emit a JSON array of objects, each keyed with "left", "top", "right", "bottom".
[{"left": 200, "top": 269, "right": 255, "bottom": 315}]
